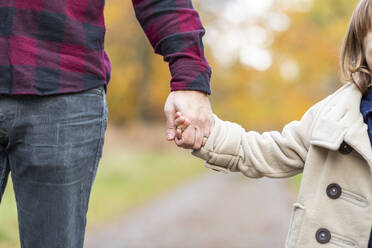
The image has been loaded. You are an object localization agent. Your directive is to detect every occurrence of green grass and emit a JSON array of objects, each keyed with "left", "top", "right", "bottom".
[
  {"left": 290, "top": 174, "right": 302, "bottom": 193},
  {"left": 0, "top": 148, "right": 205, "bottom": 247},
  {"left": 0, "top": 180, "right": 18, "bottom": 248},
  {"left": 87, "top": 149, "right": 205, "bottom": 225}
]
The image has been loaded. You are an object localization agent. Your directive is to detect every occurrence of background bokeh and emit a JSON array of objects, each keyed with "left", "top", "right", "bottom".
[{"left": 0, "top": 0, "right": 360, "bottom": 247}]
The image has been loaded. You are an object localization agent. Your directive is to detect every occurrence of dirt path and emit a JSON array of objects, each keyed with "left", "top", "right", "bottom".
[{"left": 85, "top": 173, "right": 296, "bottom": 248}]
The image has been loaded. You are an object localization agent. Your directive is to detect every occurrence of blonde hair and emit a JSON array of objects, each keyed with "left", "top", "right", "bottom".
[{"left": 340, "top": 0, "right": 372, "bottom": 93}]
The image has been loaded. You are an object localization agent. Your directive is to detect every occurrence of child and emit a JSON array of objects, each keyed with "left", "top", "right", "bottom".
[{"left": 175, "top": 0, "right": 372, "bottom": 247}]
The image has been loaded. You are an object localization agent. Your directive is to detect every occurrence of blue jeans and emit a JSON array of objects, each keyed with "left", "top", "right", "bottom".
[{"left": 0, "top": 86, "right": 108, "bottom": 248}]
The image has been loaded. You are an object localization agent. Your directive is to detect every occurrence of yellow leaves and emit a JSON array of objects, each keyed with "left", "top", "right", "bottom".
[
  {"left": 104, "top": 0, "right": 133, "bottom": 24},
  {"left": 107, "top": 62, "right": 143, "bottom": 123},
  {"left": 104, "top": 0, "right": 357, "bottom": 129}
]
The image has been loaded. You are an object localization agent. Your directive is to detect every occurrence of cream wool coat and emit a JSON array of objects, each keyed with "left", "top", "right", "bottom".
[{"left": 193, "top": 82, "right": 372, "bottom": 248}]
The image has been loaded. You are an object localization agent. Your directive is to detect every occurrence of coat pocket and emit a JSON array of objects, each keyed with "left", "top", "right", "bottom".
[
  {"left": 286, "top": 203, "right": 305, "bottom": 248},
  {"left": 340, "top": 189, "right": 369, "bottom": 208},
  {"left": 330, "top": 232, "right": 359, "bottom": 248}
]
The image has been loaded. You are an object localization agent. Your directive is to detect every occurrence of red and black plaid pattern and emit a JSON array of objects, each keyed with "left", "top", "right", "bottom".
[
  {"left": 132, "top": 0, "right": 211, "bottom": 94},
  {"left": 0, "top": 0, "right": 107, "bottom": 95},
  {"left": 0, "top": 0, "right": 210, "bottom": 95}
]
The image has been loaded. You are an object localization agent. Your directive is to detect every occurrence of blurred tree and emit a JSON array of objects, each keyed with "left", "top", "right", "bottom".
[
  {"left": 104, "top": 0, "right": 170, "bottom": 124},
  {"left": 104, "top": 0, "right": 359, "bottom": 129},
  {"left": 198, "top": 0, "right": 359, "bottom": 128}
]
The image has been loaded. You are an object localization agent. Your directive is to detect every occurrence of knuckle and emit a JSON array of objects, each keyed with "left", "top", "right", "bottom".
[
  {"left": 182, "top": 131, "right": 191, "bottom": 138},
  {"left": 183, "top": 136, "right": 193, "bottom": 144},
  {"left": 176, "top": 142, "right": 185, "bottom": 148},
  {"left": 175, "top": 138, "right": 182, "bottom": 145}
]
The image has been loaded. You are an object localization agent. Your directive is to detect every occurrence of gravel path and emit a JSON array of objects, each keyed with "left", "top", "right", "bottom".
[{"left": 85, "top": 173, "right": 296, "bottom": 248}]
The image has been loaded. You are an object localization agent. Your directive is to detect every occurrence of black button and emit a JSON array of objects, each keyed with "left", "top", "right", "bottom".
[
  {"left": 326, "top": 183, "right": 342, "bottom": 199},
  {"left": 338, "top": 142, "right": 352, "bottom": 155},
  {"left": 316, "top": 228, "right": 331, "bottom": 244}
]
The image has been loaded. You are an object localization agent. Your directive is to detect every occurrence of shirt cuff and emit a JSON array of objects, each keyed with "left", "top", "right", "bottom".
[{"left": 169, "top": 58, "right": 212, "bottom": 94}]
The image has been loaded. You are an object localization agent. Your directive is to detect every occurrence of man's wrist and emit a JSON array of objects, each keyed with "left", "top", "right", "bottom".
[{"left": 169, "top": 60, "right": 212, "bottom": 95}]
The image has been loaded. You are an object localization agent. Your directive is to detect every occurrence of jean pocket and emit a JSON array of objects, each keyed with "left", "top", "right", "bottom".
[{"left": 83, "top": 86, "right": 105, "bottom": 96}]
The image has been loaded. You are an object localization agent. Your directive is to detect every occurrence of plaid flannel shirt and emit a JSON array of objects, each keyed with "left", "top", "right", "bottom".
[{"left": 0, "top": 0, "right": 211, "bottom": 95}]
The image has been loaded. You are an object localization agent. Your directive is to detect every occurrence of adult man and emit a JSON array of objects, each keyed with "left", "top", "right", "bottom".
[{"left": 0, "top": 0, "right": 212, "bottom": 247}]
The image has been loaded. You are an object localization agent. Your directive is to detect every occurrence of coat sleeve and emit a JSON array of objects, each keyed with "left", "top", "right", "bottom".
[{"left": 192, "top": 100, "right": 325, "bottom": 178}]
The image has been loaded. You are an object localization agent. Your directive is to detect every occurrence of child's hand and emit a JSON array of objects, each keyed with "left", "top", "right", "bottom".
[
  {"left": 174, "top": 112, "right": 210, "bottom": 149},
  {"left": 174, "top": 112, "right": 191, "bottom": 140}
]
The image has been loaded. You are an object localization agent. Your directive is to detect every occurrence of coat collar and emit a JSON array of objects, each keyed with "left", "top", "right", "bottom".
[{"left": 310, "top": 83, "right": 372, "bottom": 166}]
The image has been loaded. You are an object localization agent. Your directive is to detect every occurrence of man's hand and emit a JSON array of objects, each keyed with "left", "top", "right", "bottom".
[
  {"left": 164, "top": 90, "right": 213, "bottom": 150},
  {"left": 174, "top": 112, "right": 214, "bottom": 149}
]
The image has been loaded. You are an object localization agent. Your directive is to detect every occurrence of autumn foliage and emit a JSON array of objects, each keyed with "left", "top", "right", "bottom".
[{"left": 105, "top": 0, "right": 358, "bottom": 129}]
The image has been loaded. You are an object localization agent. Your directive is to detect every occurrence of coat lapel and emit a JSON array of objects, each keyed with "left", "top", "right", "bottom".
[{"left": 310, "top": 83, "right": 372, "bottom": 167}]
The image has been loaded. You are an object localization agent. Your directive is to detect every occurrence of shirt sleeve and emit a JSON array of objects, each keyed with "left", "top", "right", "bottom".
[{"left": 131, "top": 0, "right": 212, "bottom": 94}]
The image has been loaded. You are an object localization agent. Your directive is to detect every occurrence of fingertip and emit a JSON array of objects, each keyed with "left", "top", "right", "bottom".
[
  {"left": 193, "top": 144, "right": 201, "bottom": 151},
  {"left": 202, "top": 137, "right": 207, "bottom": 147},
  {"left": 167, "top": 132, "right": 175, "bottom": 141},
  {"left": 175, "top": 118, "right": 186, "bottom": 128},
  {"left": 174, "top": 136, "right": 183, "bottom": 147}
]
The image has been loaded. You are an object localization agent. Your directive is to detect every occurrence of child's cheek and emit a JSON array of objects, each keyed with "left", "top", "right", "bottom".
[
  {"left": 366, "top": 47, "right": 372, "bottom": 70},
  {"left": 365, "top": 37, "right": 372, "bottom": 70},
  {"left": 364, "top": 32, "right": 372, "bottom": 70}
]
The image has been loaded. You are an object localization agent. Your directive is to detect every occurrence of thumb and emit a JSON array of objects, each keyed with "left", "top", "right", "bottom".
[{"left": 164, "top": 104, "right": 176, "bottom": 141}]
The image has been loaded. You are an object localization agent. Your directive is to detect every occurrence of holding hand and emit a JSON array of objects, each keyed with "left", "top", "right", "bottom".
[
  {"left": 174, "top": 112, "right": 214, "bottom": 150},
  {"left": 164, "top": 90, "right": 214, "bottom": 150}
]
